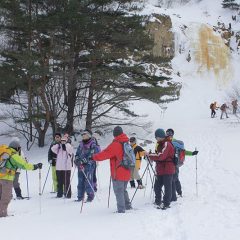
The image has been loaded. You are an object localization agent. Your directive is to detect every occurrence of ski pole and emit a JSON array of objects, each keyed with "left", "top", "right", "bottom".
[
  {"left": 96, "top": 164, "right": 101, "bottom": 191},
  {"left": 144, "top": 164, "right": 149, "bottom": 197},
  {"left": 39, "top": 168, "right": 42, "bottom": 214},
  {"left": 80, "top": 192, "right": 85, "bottom": 214},
  {"left": 195, "top": 147, "right": 198, "bottom": 197},
  {"left": 25, "top": 170, "right": 30, "bottom": 199},
  {"left": 24, "top": 157, "right": 30, "bottom": 199},
  {"left": 41, "top": 164, "right": 51, "bottom": 195},
  {"left": 107, "top": 176, "right": 112, "bottom": 208},
  {"left": 80, "top": 167, "right": 100, "bottom": 201},
  {"left": 64, "top": 165, "right": 77, "bottom": 202},
  {"left": 144, "top": 155, "right": 157, "bottom": 201},
  {"left": 130, "top": 161, "right": 150, "bottom": 204}
]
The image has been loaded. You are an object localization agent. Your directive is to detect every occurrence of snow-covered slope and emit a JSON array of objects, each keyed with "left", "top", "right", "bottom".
[{"left": 1, "top": 1, "right": 240, "bottom": 240}]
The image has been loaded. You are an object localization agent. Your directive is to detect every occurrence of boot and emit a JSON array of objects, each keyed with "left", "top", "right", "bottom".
[
  {"left": 14, "top": 187, "right": 24, "bottom": 199},
  {"left": 130, "top": 180, "right": 135, "bottom": 188},
  {"left": 137, "top": 179, "right": 144, "bottom": 189}
]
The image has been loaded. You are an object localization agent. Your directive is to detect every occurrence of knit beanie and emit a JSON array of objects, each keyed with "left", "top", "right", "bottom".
[
  {"left": 82, "top": 129, "right": 92, "bottom": 138},
  {"left": 113, "top": 126, "right": 123, "bottom": 137},
  {"left": 155, "top": 128, "right": 166, "bottom": 138}
]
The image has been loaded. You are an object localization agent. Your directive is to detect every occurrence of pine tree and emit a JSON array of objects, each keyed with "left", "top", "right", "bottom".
[
  {"left": 0, "top": 0, "right": 180, "bottom": 142},
  {"left": 222, "top": 0, "right": 240, "bottom": 10}
]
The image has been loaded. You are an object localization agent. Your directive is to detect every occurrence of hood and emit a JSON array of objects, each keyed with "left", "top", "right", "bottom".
[
  {"left": 114, "top": 133, "right": 129, "bottom": 143},
  {"left": 81, "top": 138, "right": 96, "bottom": 148}
]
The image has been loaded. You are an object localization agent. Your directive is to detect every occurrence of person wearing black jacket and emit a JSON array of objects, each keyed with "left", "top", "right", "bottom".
[{"left": 48, "top": 133, "right": 61, "bottom": 193}]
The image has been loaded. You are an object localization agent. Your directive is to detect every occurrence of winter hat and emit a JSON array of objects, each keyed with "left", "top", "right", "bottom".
[
  {"left": 113, "top": 126, "right": 123, "bottom": 137},
  {"left": 130, "top": 137, "right": 136, "bottom": 143},
  {"left": 82, "top": 129, "right": 92, "bottom": 138},
  {"left": 9, "top": 140, "right": 21, "bottom": 150},
  {"left": 155, "top": 128, "right": 166, "bottom": 139},
  {"left": 166, "top": 128, "right": 174, "bottom": 137}
]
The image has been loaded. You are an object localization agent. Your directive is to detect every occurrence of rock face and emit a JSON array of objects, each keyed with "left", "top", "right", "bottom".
[
  {"left": 130, "top": 14, "right": 180, "bottom": 104},
  {"left": 147, "top": 14, "right": 175, "bottom": 60}
]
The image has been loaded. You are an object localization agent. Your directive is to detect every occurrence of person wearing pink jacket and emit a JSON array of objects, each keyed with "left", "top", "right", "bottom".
[{"left": 51, "top": 136, "right": 73, "bottom": 198}]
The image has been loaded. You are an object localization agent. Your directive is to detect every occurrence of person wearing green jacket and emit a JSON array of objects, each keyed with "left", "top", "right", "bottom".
[
  {"left": 0, "top": 140, "right": 42, "bottom": 217},
  {"left": 165, "top": 129, "right": 198, "bottom": 200}
]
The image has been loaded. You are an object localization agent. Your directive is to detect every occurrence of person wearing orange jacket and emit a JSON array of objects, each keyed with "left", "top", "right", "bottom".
[
  {"left": 129, "top": 137, "right": 145, "bottom": 189},
  {"left": 92, "top": 126, "right": 132, "bottom": 213}
]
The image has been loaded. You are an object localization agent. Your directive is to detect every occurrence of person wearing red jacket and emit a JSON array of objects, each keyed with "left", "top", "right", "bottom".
[
  {"left": 92, "top": 126, "right": 132, "bottom": 213},
  {"left": 148, "top": 128, "right": 175, "bottom": 210}
]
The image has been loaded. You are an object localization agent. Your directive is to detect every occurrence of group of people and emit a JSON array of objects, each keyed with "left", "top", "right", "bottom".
[
  {"left": 0, "top": 125, "right": 199, "bottom": 217},
  {"left": 210, "top": 99, "right": 238, "bottom": 119},
  {"left": 48, "top": 130, "right": 100, "bottom": 201}
]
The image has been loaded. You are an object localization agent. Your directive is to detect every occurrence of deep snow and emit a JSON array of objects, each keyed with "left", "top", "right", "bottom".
[{"left": 1, "top": 0, "right": 240, "bottom": 239}]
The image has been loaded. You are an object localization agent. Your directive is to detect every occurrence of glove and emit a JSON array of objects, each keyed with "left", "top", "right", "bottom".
[
  {"left": 48, "top": 159, "right": 52, "bottom": 165},
  {"left": 62, "top": 144, "right": 66, "bottom": 151},
  {"left": 79, "top": 164, "right": 84, "bottom": 170},
  {"left": 80, "top": 158, "right": 88, "bottom": 164},
  {"left": 33, "top": 163, "right": 43, "bottom": 170},
  {"left": 192, "top": 151, "right": 199, "bottom": 156}
]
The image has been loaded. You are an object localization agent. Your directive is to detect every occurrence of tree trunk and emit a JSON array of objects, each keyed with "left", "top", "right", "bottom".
[
  {"left": 64, "top": 77, "right": 77, "bottom": 134},
  {"left": 85, "top": 76, "right": 96, "bottom": 130},
  {"left": 38, "top": 130, "right": 46, "bottom": 147}
]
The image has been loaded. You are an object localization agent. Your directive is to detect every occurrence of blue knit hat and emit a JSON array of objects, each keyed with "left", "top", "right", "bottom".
[{"left": 155, "top": 128, "right": 166, "bottom": 138}]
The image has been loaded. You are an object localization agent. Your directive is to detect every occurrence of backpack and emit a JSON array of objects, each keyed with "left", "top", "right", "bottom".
[
  {"left": 210, "top": 103, "right": 214, "bottom": 109},
  {"left": 0, "top": 145, "right": 13, "bottom": 177},
  {"left": 171, "top": 140, "right": 185, "bottom": 167},
  {"left": 220, "top": 104, "right": 226, "bottom": 111},
  {"left": 118, "top": 142, "right": 136, "bottom": 169}
]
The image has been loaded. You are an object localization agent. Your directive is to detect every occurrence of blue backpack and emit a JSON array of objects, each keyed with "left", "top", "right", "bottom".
[
  {"left": 116, "top": 142, "right": 136, "bottom": 169},
  {"left": 171, "top": 140, "right": 185, "bottom": 167}
]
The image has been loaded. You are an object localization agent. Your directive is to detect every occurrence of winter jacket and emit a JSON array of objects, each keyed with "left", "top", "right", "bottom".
[
  {"left": 75, "top": 138, "right": 101, "bottom": 167},
  {"left": 132, "top": 144, "right": 145, "bottom": 169},
  {"left": 48, "top": 140, "right": 59, "bottom": 166},
  {"left": 220, "top": 103, "right": 228, "bottom": 111},
  {"left": 92, "top": 133, "right": 131, "bottom": 181},
  {"left": 51, "top": 143, "right": 73, "bottom": 171},
  {"left": 0, "top": 148, "right": 34, "bottom": 181},
  {"left": 149, "top": 139, "right": 175, "bottom": 175}
]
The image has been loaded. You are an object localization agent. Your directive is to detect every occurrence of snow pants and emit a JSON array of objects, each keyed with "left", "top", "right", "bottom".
[
  {"left": 0, "top": 179, "right": 13, "bottom": 217},
  {"left": 77, "top": 164, "right": 95, "bottom": 201},
  {"left": 13, "top": 172, "right": 22, "bottom": 198},
  {"left": 220, "top": 110, "right": 228, "bottom": 119},
  {"left": 56, "top": 170, "right": 71, "bottom": 198},
  {"left": 92, "top": 164, "right": 97, "bottom": 192},
  {"left": 51, "top": 166, "right": 58, "bottom": 192},
  {"left": 211, "top": 109, "right": 216, "bottom": 118},
  {"left": 130, "top": 167, "right": 141, "bottom": 181},
  {"left": 154, "top": 174, "right": 173, "bottom": 207},
  {"left": 172, "top": 168, "right": 182, "bottom": 200},
  {"left": 112, "top": 180, "right": 131, "bottom": 213}
]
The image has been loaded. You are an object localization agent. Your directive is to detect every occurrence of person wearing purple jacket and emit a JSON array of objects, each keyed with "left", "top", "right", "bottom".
[{"left": 74, "top": 129, "right": 100, "bottom": 202}]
